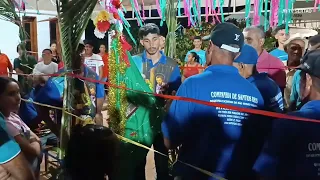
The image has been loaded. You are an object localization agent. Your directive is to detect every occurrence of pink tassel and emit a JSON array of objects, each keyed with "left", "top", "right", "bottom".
[
  {"left": 253, "top": 0, "right": 259, "bottom": 25},
  {"left": 184, "top": 0, "right": 191, "bottom": 26},
  {"left": 205, "top": 0, "right": 209, "bottom": 22},
  {"left": 133, "top": 0, "right": 142, "bottom": 26},
  {"left": 141, "top": 0, "right": 146, "bottom": 20},
  {"left": 313, "top": 0, "right": 319, "bottom": 12},
  {"left": 270, "top": 0, "right": 279, "bottom": 27},
  {"left": 155, "top": 0, "right": 162, "bottom": 18}
]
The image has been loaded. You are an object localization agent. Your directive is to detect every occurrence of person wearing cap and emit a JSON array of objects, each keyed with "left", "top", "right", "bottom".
[
  {"left": 289, "top": 35, "right": 320, "bottom": 111},
  {"left": 243, "top": 26, "right": 286, "bottom": 96},
  {"left": 162, "top": 23, "right": 264, "bottom": 180},
  {"left": 253, "top": 49, "right": 320, "bottom": 179},
  {"left": 308, "top": 34, "right": 320, "bottom": 51},
  {"left": 269, "top": 25, "right": 290, "bottom": 61},
  {"left": 184, "top": 36, "right": 206, "bottom": 66},
  {"left": 234, "top": 44, "right": 284, "bottom": 113},
  {"left": 283, "top": 34, "right": 307, "bottom": 110}
]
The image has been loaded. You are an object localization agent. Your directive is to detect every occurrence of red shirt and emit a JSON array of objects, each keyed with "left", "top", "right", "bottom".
[
  {"left": 257, "top": 50, "right": 286, "bottom": 89},
  {"left": 0, "top": 53, "right": 12, "bottom": 76},
  {"left": 101, "top": 53, "right": 108, "bottom": 78},
  {"left": 183, "top": 63, "right": 200, "bottom": 78}
]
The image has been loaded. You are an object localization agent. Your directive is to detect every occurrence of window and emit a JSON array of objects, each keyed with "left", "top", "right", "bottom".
[{"left": 22, "top": 16, "right": 38, "bottom": 59}]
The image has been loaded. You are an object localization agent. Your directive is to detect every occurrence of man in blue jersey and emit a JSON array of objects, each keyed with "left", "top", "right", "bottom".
[
  {"left": 132, "top": 23, "right": 181, "bottom": 180},
  {"left": 0, "top": 114, "right": 35, "bottom": 180},
  {"left": 184, "top": 36, "right": 206, "bottom": 66},
  {"left": 162, "top": 22, "right": 265, "bottom": 180},
  {"left": 254, "top": 49, "right": 320, "bottom": 179},
  {"left": 270, "top": 25, "right": 289, "bottom": 61},
  {"left": 234, "top": 44, "right": 284, "bottom": 113}
]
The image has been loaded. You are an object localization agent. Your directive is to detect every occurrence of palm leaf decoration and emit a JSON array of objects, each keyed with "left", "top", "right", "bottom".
[
  {"left": 0, "top": 0, "right": 28, "bottom": 65},
  {"left": 55, "top": 0, "right": 98, "bottom": 158},
  {"left": 164, "top": 0, "right": 178, "bottom": 59}
]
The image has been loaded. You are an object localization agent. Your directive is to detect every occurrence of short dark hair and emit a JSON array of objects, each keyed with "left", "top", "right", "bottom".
[
  {"left": 309, "top": 35, "right": 320, "bottom": 46},
  {"left": 84, "top": 39, "right": 94, "bottom": 47},
  {"left": 272, "top": 24, "right": 287, "bottom": 36},
  {"left": 190, "top": 52, "right": 200, "bottom": 63},
  {"left": 42, "top": 48, "right": 52, "bottom": 54},
  {"left": 194, "top": 36, "right": 202, "bottom": 41},
  {"left": 0, "top": 77, "right": 19, "bottom": 95},
  {"left": 16, "top": 44, "right": 20, "bottom": 53},
  {"left": 50, "top": 41, "right": 57, "bottom": 46},
  {"left": 138, "top": 23, "right": 160, "bottom": 39}
]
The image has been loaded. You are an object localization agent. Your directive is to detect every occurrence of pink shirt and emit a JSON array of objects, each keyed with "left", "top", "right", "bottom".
[
  {"left": 5, "top": 113, "right": 31, "bottom": 140},
  {"left": 257, "top": 50, "right": 286, "bottom": 89}
]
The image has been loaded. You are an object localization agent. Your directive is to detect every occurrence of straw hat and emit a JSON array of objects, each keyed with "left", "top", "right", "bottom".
[{"left": 284, "top": 33, "right": 308, "bottom": 53}]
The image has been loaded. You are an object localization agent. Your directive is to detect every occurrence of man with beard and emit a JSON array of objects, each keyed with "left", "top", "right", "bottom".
[
  {"left": 131, "top": 23, "right": 181, "bottom": 180},
  {"left": 243, "top": 26, "right": 286, "bottom": 96},
  {"left": 254, "top": 49, "right": 320, "bottom": 180}
]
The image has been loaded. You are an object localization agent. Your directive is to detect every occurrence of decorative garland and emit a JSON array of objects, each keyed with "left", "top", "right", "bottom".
[{"left": 108, "top": 34, "right": 131, "bottom": 135}]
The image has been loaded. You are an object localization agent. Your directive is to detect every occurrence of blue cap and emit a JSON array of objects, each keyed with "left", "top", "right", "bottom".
[{"left": 234, "top": 44, "right": 259, "bottom": 64}]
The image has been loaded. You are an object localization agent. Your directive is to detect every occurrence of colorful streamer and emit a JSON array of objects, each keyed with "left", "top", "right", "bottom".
[
  {"left": 205, "top": 0, "right": 209, "bottom": 22},
  {"left": 253, "top": 0, "right": 259, "bottom": 25},
  {"left": 212, "top": 0, "right": 220, "bottom": 24},
  {"left": 155, "top": 0, "right": 162, "bottom": 18},
  {"left": 219, "top": 0, "right": 225, "bottom": 22},
  {"left": 264, "top": 0, "right": 268, "bottom": 31},
  {"left": 177, "top": 0, "right": 182, "bottom": 16},
  {"left": 245, "top": 0, "right": 251, "bottom": 27}
]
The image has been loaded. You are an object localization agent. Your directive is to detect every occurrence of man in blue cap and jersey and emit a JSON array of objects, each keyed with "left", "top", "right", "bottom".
[
  {"left": 162, "top": 22, "right": 265, "bottom": 180},
  {"left": 233, "top": 44, "right": 284, "bottom": 113},
  {"left": 254, "top": 49, "right": 320, "bottom": 179}
]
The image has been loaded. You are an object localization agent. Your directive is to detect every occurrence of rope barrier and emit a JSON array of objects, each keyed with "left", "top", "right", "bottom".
[
  {"left": 12, "top": 71, "right": 320, "bottom": 124},
  {"left": 21, "top": 98, "right": 226, "bottom": 180}
]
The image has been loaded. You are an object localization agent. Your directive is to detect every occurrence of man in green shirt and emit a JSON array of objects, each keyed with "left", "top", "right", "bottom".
[{"left": 13, "top": 44, "right": 37, "bottom": 94}]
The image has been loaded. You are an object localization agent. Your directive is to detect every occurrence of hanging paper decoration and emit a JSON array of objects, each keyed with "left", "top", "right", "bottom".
[
  {"left": 94, "top": 28, "right": 106, "bottom": 39},
  {"left": 13, "top": 0, "right": 25, "bottom": 11},
  {"left": 107, "top": 33, "right": 131, "bottom": 135},
  {"left": 91, "top": 10, "right": 116, "bottom": 38},
  {"left": 253, "top": 0, "right": 260, "bottom": 25},
  {"left": 111, "top": 0, "right": 122, "bottom": 9}
]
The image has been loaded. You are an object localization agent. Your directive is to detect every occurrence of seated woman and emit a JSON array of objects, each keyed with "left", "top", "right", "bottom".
[
  {"left": 0, "top": 77, "right": 42, "bottom": 179},
  {"left": 182, "top": 52, "right": 202, "bottom": 82},
  {"left": 65, "top": 124, "right": 120, "bottom": 180}
]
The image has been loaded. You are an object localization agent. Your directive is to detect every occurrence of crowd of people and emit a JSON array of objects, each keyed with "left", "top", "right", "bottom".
[{"left": 0, "top": 21, "right": 320, "bottom": 180}]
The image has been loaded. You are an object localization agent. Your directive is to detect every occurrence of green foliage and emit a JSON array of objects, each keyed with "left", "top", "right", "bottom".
[
  {"left": 175, "top": 19, "right": 277, "bottom": 60},
  {"left": 0, "top": 0, "right": 28, "bottom": 64}
]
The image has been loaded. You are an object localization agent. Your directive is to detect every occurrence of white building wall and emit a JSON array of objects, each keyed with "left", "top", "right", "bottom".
[{"left": 0, "top": 9, "right": 85, "bottom": 63}]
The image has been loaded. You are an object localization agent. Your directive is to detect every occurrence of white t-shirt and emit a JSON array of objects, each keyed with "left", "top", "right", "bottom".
[
  {"left": 84, "top": 54, "right": 104, "bottom": 76},
  {"left": 33, "top": 61, "right": 58, "bottom": 75}
]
